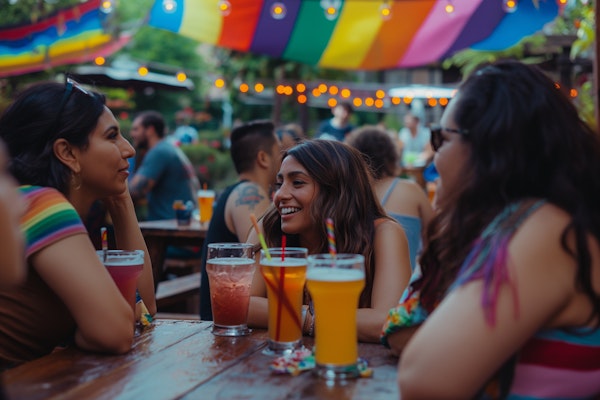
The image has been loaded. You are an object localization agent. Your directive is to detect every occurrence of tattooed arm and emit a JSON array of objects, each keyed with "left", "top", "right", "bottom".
[
  {"left": 226, "top": 181, "right": 272, "bottom": 242},
  {"left": 128, "top": 174, "right": 155, "bottom": 201}
]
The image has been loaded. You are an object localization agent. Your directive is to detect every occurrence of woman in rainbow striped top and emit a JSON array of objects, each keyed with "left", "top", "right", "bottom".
[
  {"left": 0, "top": 79, "right": 156, "bottom": 369},
  {"left": 398, "top": 61, "right": 600, "bottom": 399}
]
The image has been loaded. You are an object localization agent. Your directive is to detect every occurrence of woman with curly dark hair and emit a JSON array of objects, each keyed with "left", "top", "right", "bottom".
[
  {"left": 248, "top": 139, "right": 411, "bottom": 343},
  {"left": 346, "top": 126, "right": 434, "bottom": 270},
  {"left": 396, "top": 60, "right": 600, "bottom": 398}
]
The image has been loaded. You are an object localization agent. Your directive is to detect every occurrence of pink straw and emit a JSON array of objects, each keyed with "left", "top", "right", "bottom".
[{"left": 326, "top": 218, "right": 336, "bottom": 258}]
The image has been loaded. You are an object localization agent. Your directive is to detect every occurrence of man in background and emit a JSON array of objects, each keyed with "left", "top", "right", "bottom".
[
  {"left": 398, "top": 111, "right": 433, "bottom": 167},
  {"left": 200, "top": 120, "right": 281, "bottom": 320},
  {"left": 315, "top": 102, "right": 354, "bottom": 141},
  {"left": 129, "top": 110, "right": 199, "bottom": 221}
]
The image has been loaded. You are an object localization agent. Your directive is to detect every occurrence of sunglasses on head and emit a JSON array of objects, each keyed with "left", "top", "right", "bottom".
[
  {"left": 47, "top": 77, "right": 94, "bottom": 137},
  {"left": 429, "top": 124, "right": 469, "bottom": 152}
]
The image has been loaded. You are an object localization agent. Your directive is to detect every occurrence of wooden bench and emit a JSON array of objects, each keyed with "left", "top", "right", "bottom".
[{"left": 155, "top": 271, "right": 200, "bottom": 314}]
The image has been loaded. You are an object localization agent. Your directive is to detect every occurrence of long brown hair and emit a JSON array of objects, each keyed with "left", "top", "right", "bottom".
[
  {"left": 262, "top": 139, "right": 390, "bottom": 307},
  {"left": 418, "top": 60, "right": 600, "bottom": 324}
]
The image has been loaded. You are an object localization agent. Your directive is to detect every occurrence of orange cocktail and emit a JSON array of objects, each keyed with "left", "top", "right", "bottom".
[
  {"left": 307, "top": 254, "right": 365, "bottom": 381},
  {"left": 260, "top": 248, "right": 307, "bottom": 355}
]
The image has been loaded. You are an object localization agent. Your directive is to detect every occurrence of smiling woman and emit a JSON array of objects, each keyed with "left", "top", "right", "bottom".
[
  {"left": 0, "top": 79, "right": 156, "bottom": 369},
  {"left": 247, "top": 139, "right": 412, "bottom": 343}
]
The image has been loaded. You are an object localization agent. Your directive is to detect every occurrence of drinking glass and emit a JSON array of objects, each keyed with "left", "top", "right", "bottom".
[
  {"left": 96, "top": 250, "right": 145, "bottom": 312},
  {"left": 306, "top": 254, "right": 365, "bottom": 381},
  {"left": 197, "top": 189, "right": 215, "bottom": 226},
  {"left": 206, "top": 243, "right": 255, "bottom": 336},
  {"left": 260, "top": 247, "right": 308, "bottom": 355}
]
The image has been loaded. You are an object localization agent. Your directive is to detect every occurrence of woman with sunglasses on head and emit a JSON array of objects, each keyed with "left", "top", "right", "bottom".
[
  {"left": 0, "top": 80, "right": 156, "bottom": 369},
  {"left": 397, "top": 60, "right": 600, "bottom": 398},
  {"left": 247, "top": 139, "right": 412, "bottom": 343}
]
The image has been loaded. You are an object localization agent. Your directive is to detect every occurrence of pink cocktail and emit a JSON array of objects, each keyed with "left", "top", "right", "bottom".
[
  {"left": 206, "top": 243, "right": 255, "bottom": 336},
  {"left": 97, "top": 250, "right": 144, "bottom": 311}
]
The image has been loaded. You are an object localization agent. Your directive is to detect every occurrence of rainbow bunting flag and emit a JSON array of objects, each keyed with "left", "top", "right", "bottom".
[
  {"left": 148, "top": 0, "right": 560, "bottom": 70},
  {"left": 0, "top": 0, "right": 130, "bottom": 77}
]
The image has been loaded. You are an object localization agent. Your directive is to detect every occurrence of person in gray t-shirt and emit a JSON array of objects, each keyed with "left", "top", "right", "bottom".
[{"left": 129, "top": 111, "right": 199, "bottom": 221}]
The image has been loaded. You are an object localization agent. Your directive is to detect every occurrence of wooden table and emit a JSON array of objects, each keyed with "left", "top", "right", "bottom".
[
  {"left": 2, "top": 320, "right": 400, "bottom": 399},
  {"left": 138, "top": 219, "right": 208, "bottom": 289}
]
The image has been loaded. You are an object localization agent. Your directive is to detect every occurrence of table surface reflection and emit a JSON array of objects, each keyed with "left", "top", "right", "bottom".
[{"left": 2, "top": 320, "right": 400, "bottom": 400}]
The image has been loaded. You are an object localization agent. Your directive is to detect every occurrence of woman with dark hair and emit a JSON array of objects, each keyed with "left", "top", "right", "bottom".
[
  {"left": 398, "top": 60, "right": 600, "bottom": 398},
  {"left": 0, "top": 79, "right": 156, "bottom": 368},
  {"left": 248, "top": 139, "right": 411, "bottom": 343},
  {"left": 346, "top": 126, "right": 434, "bottom": 270}
]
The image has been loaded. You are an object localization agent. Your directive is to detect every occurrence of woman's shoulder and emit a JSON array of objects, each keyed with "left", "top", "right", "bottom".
[
  {"left": 374, "top": 217, "right": 405, "bottom": 235},
  {"left": 386, "top": 179, "right": 429, "bottom": 215},
  {"left": 513, "top": 201, "right": 571, "bottom": 239},
  {"left": 508, "top": 201, "right": 577, "bottom": 276},
  {"left": 19, "top": 185, "right": 70, "bottom": 206}
]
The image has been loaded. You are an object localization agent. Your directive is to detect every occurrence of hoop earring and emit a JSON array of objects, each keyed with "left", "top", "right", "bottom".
[{"left": 71, "top": 172, "right": 82, "bottom": 191}]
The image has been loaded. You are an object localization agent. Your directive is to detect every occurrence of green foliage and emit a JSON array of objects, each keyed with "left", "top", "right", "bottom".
[
  {"left": 180, "top": 142, "right": 236, "bottom": 190},
  {"left": 442, "top": 35, "right": 548, "bottom": 78}
]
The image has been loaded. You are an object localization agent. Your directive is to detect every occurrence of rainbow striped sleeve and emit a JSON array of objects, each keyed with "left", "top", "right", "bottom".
[{"left": 19, "top": 186, "right": 87, "bottom": 258}]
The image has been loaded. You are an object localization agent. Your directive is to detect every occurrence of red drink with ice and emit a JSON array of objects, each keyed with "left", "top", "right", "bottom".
[
  {"left": 207, "top": 258, "right": 255, "bottom": 325},
  {"left": 97, "top": 250, "right": 144, "bottom": 311},
  {"left": 206, "top": 243, "right": 255, "bottom": 336}
]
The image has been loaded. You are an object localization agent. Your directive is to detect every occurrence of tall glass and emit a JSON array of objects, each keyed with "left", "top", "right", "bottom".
[
  {"left": 306, "top": 254, "right": 365, "bottom": 381},
  {"left": 260, "top": 248, "right": 308, "bottom": 355},
  {"left": 206, "top": 243, "right": 255, "bottom": 336},
  {"left": 96, "top": 250, "right": 144, "bottom": 312},
  {"left": 197, "top": 189, "right": 215, "bottom": 226}
]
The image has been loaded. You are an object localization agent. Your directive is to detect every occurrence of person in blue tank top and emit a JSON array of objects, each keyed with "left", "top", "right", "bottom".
[
  {"left": 398, "top": 61, "right": 600, "bottom": 399},
  {"left": 346, "top": 126, "right": 434, "bottom": 271},
  {"left": 199, "top": 120, "right": 281, "bottom": 320}
]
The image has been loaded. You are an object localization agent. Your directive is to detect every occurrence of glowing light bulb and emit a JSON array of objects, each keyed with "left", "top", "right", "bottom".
[
  {"left": 163, "top": 0, "right": 177, "bottom": 13},
  {"left": 138, "top": 66, "right": 149, "bottom": 76},
  {"left": 379, "top": 1, "right": 392, "bottom": 20},
  {"left": 176, "top": 72, "right": 186, "bottom": 82},
  {"left": 321, "top": 0, "right": 341, "bottom": 21},
  {"left": 218, "top": 0, "right": 231, "bottom": 16},
  {"left": 502, "top": 0, "right": 517, "bottom": 13},
  {"left": 100, "top": 0, "right": 113, "bottom": 13},
  {"left": 215, "top": 78, "right": 225, "bottom": 88},
  {"left": 445, "top": 2, "right": 455, "bottom": 14},
  {"left": 271, "top": 2, "right": 286, "bottom": 19},
  {"left": 94, "top": 56, "right": 105, "bottom": 66}
]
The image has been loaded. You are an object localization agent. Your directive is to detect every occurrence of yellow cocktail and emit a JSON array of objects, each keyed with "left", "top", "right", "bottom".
[
  {"left": 307, "top": 254, "right": 365, "bottom": 380},
  {"left": 260, "top": 248, "right": 308, "bottom": 355}
]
